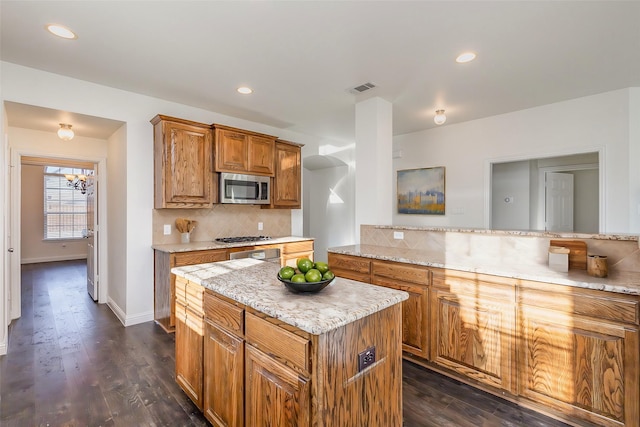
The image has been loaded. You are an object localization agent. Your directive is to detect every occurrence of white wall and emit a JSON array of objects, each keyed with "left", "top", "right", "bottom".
[
  {"left": 1, "top": 61, "right": 336, "bottom": 342},
  {"left": 393, "top": 88, "right": 638, "bottom": 234},
  {"left": 491, "top": 161, "right": 530, "bottom": 230},
  {"left": 1, "top": 102, "right": 8, "bottom": 355},
  {"left": 304, "top": 164, "right": 355, "bottom": 261},
  {"left": 21, "top": 164, "right": 88, "bottom": 263},
  {"left": 573, "top": 169, "right": 599, "bottom": 233}
]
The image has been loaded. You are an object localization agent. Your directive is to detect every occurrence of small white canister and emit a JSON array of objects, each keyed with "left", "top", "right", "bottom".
[{"left": 548, "top": 246, "right": 570, "bottom": 272}]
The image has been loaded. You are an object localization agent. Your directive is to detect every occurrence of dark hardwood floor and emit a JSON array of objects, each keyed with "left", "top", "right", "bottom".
[{"left": 1, "top": 260, "right": 571, "bottom": 427}]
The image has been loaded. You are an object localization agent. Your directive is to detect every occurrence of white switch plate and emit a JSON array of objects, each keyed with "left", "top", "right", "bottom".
[
  {"left": 163, "top": 224, "right": 171, "bottom": 235},
  {"left": 258, "top": 222, "right": 263, "bottom": 231},
  {"left": 393, "top": 231, "right": 404, "bottom": 240}
]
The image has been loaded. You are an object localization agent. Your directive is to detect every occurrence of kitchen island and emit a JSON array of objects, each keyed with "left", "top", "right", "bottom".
[{"left": 171, "top": 258, "right": 408, "bottom": 427}]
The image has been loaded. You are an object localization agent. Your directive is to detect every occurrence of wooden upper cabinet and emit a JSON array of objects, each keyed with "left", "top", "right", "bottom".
[
  {"left": 152, "top": 115, "right": 214, "bottom": 208},
  {"left": 272, "top": 140, "right": 302, "bottom": 209},
  {"left": 213, "top": 124, "right": 276, "bottom": 176}
]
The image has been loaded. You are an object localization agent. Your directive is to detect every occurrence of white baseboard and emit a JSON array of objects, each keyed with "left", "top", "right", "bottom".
[
  {"left": 21, "top": 255, "right": 87, "bottom": 264},
  {"left": 106, "top": 297, "right": 154, "bottom": 327},
  {"left": 124, "top": 310, "right": 155, "bottom": 326}
]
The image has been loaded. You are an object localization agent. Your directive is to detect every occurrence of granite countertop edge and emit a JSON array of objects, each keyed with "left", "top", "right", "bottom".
[
  {"left": 153, "top": 236, "right": 314, "bottom": 253},
  {"left": 172, "top": 258, "right": 409, "bottom": 335},
  {"left": 328, "top": 245, "right": 640, "bottom": 296}
]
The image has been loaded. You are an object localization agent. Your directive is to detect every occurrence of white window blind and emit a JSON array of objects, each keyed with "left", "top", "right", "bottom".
[{"left": 43, "top": 166, "right": 90, "bottom": 240}]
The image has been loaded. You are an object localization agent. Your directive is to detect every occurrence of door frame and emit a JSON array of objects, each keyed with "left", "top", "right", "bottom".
[
  {"left": 537, "top": 163, "right": 598, "bottom": 232},
  {"left": 8, "top": 149, "right": 108, "bottom": 321}
]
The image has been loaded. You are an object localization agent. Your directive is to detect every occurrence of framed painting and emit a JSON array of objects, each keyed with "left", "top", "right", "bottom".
[{"left": 397, "top": 167, "right": 445, "bottom": 215}]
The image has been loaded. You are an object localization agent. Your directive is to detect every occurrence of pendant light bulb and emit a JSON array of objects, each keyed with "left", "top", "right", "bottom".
[
  {"left": 58, "top": 123, "right": 74, "bottom": 141},
  {"left": 434, "top": 110, "right": 447, "bottom": 125}
]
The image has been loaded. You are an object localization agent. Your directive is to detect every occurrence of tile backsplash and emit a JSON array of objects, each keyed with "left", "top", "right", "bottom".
[
  {"left": 153, "top": 205, "right": 291, "bottom": 244},
  {"left": 361, "top": 225, "right": 640, "bottom": 273}
]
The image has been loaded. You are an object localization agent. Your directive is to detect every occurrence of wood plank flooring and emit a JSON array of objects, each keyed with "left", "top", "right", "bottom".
[{"left": 1, "top": 260, "right": 571, "bottom": 426}]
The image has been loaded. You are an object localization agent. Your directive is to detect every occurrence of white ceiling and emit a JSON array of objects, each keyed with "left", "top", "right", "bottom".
[{"left": 2, "top": 1, "right": 639, "bottom": 143}]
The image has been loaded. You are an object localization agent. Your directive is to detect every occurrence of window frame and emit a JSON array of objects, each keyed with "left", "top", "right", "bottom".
[{"left": 43, "top": 166, "right": 91, "bottom": 241}]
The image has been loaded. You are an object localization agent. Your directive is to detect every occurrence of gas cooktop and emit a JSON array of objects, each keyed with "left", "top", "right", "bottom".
[{"left": 215, "top": 236, "right": 272, "bottom": 244}]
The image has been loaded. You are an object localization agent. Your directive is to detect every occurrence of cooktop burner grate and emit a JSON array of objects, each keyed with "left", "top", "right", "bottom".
[{"left": 215, "top": 236, "right": 272, "bottom": 244}]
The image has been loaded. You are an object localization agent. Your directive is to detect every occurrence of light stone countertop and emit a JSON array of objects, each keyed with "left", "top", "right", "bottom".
[
  {"left": 329, "top": 244, "right": 640, "bottom": 296},
  {"left": 171, "top": 258, "right": 409, "bottom": 335},
  {"left": 152, "top": 236, "right": 313, "bottom": 253}
]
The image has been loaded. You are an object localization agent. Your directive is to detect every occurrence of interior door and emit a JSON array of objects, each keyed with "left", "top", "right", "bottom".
[
  {"left": 545, "top": 172, "right": 574, "bottom": 232},
  {"left": 86, "top": 170, "right": 98, "bottom": 300}
]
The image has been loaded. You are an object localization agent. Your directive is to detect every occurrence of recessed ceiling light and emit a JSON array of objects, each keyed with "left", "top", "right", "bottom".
[
  {"left": 46, "top": 24, "right": 78, "bottom": 40},
  {"left": 456, "top": 52, "right": 476, "bottom": 63},
  {"left": 237, "top": 87, "right": 253, "bottom": 95}
]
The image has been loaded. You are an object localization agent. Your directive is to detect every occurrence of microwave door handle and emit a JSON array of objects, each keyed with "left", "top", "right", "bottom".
[{"left": 256, "top": 182, "right": 262, "bottom": 201}]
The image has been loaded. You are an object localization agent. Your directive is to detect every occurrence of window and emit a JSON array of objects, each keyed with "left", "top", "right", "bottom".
[{"left": 43, "top": 166, "right": 91, "bottom": 240}]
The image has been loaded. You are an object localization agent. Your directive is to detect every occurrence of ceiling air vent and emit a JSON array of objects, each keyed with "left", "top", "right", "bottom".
[{"left": 349, "top": 82, "right": 376, "bottom": 94}]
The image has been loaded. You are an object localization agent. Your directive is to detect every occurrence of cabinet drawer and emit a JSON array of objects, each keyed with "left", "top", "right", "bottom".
[
  {"left": 372, "top": 260, "right": 430, "bottom": 285},
  {"left": 519, "top": 280, "right": 640, "bottom": 325},
  {"left": 175, "top": 277, "right": 204, "bottom": 311},
  {"left": 432, "top": 269, "right": 515, "bottom": 302},
  {"left": 329, "top": 254, "right": 371, "bottom": 273},
  {"left": 174, "top": 250, "right": 227, "bottom": 267},
  {"left": 282, "top": 241, "right": 313, "bottom": 254},
  {"left": 245, "top": 312, "right": 309, "bottom": 372},
  {"left": 204, "top": 291, "right": 244, "bottom": 335}
]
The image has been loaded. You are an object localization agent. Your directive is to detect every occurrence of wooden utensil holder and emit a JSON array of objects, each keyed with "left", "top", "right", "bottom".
[{"left": 587, "top": 255, "right": 608, "bottom": 278}]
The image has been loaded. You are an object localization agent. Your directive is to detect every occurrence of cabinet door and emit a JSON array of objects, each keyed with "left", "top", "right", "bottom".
[
  {"left": 245, "top": 344, "right": 310, "bottom": 427},
  {"left": 216, "top": 128, "right": 249, "bottom": 172},
  {"left": 272, "top": 142, "right": 301, "bottom": 208},
  {"left": 430, "top": 283, "right": 515, "bottom": 392},
  {"left": 175, "top": 310, "right": 204, "bottom": 410},
  {"left": 204, "top": 320, "right": 244, "bottom": 427},
  {"left": 372, "top": 276, "right": 429, "bottom": 358},
  {"left": 248, "top": 135, "right": 275, "bottom": 176},
  {"left": 519, "top": 305, "right": 639, "bottom": 427},
  {"left": 159, "top": 120, "right": 213, "bottom": 208}
]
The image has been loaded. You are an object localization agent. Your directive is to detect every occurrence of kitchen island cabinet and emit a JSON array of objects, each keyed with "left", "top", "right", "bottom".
[{"left": 172, "top": 258, "right": 408, "bottom": 427}]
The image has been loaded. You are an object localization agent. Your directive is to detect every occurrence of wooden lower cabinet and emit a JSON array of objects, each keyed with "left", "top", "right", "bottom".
[
  {"left": 372, "top": 260, "right": 429, "bottom": 359},
  {"left": 245, "top": 344, "right": 311, "bottom": 427},
  {"left": 327, "top": 251, "right": 640, "bottom": 427},
  {"left": 154, "top": 248, "right": 227, "bottom": 332},
  {"left": 430, "top": 269, "right": 516, "bottom": 393},
  {"left": 175, "top": 278, "right": 205, "bottom": 410},
  {"left": 518, "top": 280, "right": 640, "bottom": 427},
  {"left": 204, "top": 320, "right": 244, "bottom": 427}
]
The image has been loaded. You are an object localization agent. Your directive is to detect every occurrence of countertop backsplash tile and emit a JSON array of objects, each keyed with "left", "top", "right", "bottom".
[{"left": 153, "top": 204, "right": 291, "bottom": 244}]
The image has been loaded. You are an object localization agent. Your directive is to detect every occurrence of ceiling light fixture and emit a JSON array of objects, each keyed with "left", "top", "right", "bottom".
[
  {"left": 456, "top": 52, "right": 476, "bottom": 63},
  {"left": 237, "top": 87, "right": 253, "bottom": 94},
  {"left": 46, "top": 24, "right": 77, "bottom": 40},
  {"left": 57, "top": 123, "right": 75, "bottom": 140},
  {"left": 434, "top": 110, "right": 447, "bottom": 125}
]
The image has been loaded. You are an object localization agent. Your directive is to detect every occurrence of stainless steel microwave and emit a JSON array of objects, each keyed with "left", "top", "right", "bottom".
[{"left": 219, "top": 172, "right": 270, "bottom": 204}]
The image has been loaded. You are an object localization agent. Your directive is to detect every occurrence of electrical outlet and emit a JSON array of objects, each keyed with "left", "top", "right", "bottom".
[
  {"left": 163, "top": 224, "right": 171, "bottom": 235},
  {"left": 358, "top": 346, "right": 376, "bottom": 372},
  {"left": 393, "top": 231, "right": 404, "bottom": 240},
  {"left": 258, "top": 222, "right": 263, "bottom": 231}
]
